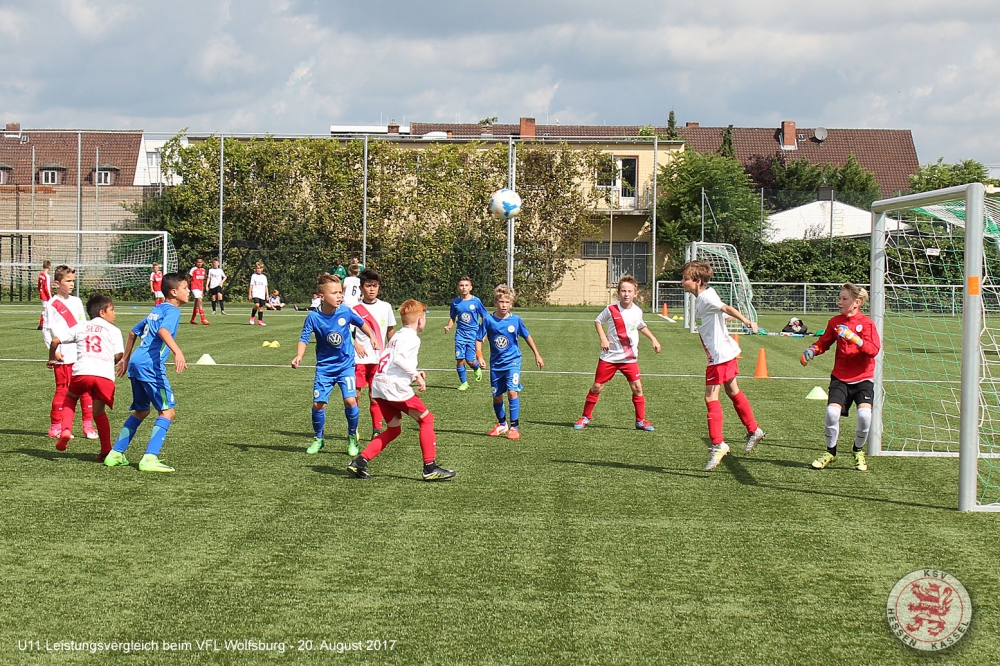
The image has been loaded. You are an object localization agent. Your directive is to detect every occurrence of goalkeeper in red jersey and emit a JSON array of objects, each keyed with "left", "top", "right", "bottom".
[{"left": 800, "top": 283, "right": 881, "bottom": 472}]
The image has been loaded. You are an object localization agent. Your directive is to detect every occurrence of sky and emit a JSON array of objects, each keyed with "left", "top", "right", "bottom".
[{"left": 2, "top": 0, "right": 999, "bottom": 166}]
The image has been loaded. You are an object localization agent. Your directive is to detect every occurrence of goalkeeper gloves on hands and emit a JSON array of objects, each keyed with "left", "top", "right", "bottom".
[
  {"left": 800, "top": 345, "right": 819, "bottom": 366},
  {"left": 835, "top": 324, "right": 864, "bottom": 347}
]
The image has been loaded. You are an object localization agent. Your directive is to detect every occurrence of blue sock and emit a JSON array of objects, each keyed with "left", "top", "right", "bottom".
[
  {"left": 144, "top": 416, "right": 172, "bottom": 456},
  {"left": 470, "top": 359, "right": 479, "bottom": 370},
  {"left": 113, "top": 414, "right": 142, "bottom": 453},
  {"left": 457, "top": 365, "right": 467, "bottom": 383},
  {"left": 345, "top": 404, "right": 360, "bottom": 435},
  {"left": 312, "top": 407, "right": 325, "bottom": 438},
  {"left": 509, "top": 396, "right": 520, "bottom": 424},
  {"left": 493, "top": 400, "right": 506, "bottom": 424}
]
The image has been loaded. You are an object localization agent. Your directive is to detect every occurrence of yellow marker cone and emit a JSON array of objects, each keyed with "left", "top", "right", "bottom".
[
  {"left": 195, "top": 353, "right": 216, "bottom": 365},
  {"left": 806, "top": 386, "right": 828, "bottom": 400},
  {"left": 263, "top": 341, "right": 271, "bottom": 347},
  {"left": 271, "top": 341, "right": 280, "bottom": 348}
]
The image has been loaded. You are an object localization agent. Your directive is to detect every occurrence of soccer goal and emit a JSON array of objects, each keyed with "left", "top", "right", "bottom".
[
  {"left": 683, "top": 241, "right": 757, "bottom": 333},
  {"left": 0, "top": 230, "right": 177, "bottom": 299},
  {"left": 869, "top": 183, "right": 1000, "bottom": 511}
]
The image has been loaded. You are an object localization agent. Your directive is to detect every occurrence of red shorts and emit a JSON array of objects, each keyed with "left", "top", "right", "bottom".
[
  {"left": 594, "top": 359, "right": 641, "bottom": 384},
  {"left": 374, "top": 396, "right": 428, "bottom": 423},
  {"left": 68, "top": 375, "right": 116, "bottom": 407},
  {"left": 706, "top": 358, "right": 739, "bottom": 386},
  {"left": 355, "top": 363, "right": 378, "bottom": 389},
  {"left": 53, "top": 364, "right": 73, "bottom": 387}
]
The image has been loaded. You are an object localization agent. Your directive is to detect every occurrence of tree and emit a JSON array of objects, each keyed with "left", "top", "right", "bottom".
[
  {"left": 909, "top": 158, "right": 998, "bottom": 193},
  {"left": 665, "top": 110, "right": 679, "bottom": 140},
  {"left": 833, "top": 154, "right": 881, "bottom": 208},
  {"left": 718, "top": 125, "right": 735, "bottom": 159},
  {"left": 478, "top": 116, "right": 498, "bottom": 125},
  {"left": 771, "top": 156, "right": 831, "bottom": 209}
]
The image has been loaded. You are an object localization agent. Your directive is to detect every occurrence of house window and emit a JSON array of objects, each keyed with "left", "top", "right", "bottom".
[
  {"left": 0, "top": 171, "right": 7, "bottom": 185},
  {"left": 95, "top": 170, "right": 111, "bottom": 185},
  {"left": 582, "top": 241, "right": 649, "bottom": 284},
  {"left": 41, "top": 170, "right": 58, "bottom": 185}
]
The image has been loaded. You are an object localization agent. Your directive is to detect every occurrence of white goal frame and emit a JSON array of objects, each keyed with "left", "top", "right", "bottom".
[{"left": 683, "top": 241, "right": 757, "bottom": 334}]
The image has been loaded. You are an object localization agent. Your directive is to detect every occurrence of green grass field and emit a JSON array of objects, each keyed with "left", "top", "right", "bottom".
[{"left": 1, "top": 303, "right": 998, "bottom": 665}]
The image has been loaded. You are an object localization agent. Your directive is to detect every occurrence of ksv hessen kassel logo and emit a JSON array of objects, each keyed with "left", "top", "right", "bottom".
[{"left": 886, "top": 569, "right": 972, "bottom": 651}]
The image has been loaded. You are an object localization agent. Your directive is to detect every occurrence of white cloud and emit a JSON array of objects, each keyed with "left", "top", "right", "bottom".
[{"left": 58, "top": 0, "right": 131, "bottom": 39}]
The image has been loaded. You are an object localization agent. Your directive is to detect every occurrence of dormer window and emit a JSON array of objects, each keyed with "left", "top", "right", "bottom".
[
  {"left": 0, "top": 162, "right": 11, "bottom": 185},
  {"left": 93, "top": 163, "right": 119, "bottom": 185},
  {"left": 95, "top": 170, "right": 111, "bottom": 185},
  {"left": 41, "top": 170, "right": 59, "bottom": 185}
]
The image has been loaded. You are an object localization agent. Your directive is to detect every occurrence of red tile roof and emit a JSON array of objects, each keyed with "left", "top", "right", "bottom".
[
  {"left": 0, "top": 130, "right": 143, "bottom": 186},
  {"left": 409, "top": 122, "right": 919, "bottom": 194}
]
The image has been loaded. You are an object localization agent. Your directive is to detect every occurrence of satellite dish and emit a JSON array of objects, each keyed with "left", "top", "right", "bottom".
[{"left": 814, "top": 127, "right": 828, "bottom": 141}]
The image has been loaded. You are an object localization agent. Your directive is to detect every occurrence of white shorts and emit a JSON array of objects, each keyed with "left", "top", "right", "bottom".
[
  {"left": 191, "top": 289, "right": 203, "bottom": 299},
  {"left": 154, "top": 290, "right": 163, "bottom": 299}
]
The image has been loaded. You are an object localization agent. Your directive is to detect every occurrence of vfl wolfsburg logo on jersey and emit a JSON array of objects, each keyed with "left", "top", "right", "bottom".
[
  {"left": 494, "top": 336, "right": 510, "bottom": 350},
  {"left": 327, "top": 332, "right": 344, "bottom": 346},
  {"left": 460, "top": 312, "right": 472, "bottom": 323}
]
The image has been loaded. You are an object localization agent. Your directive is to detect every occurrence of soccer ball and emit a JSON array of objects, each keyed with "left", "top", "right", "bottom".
[{"left": 489, "top": 189, "right": 522, "bottom": 219}]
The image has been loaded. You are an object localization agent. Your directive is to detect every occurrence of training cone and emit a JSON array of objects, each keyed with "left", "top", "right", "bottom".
[
  {"left": 754, "top": 348, "right": 769, "bottom": 379},
  {"left": 734, "top": 333, "right": 742, "bottom": 359},
  {"left": 195, "top": 353, "right": 216, "bottom": 365},
  {"left": 806, "top": 386, "right": 828, "bottom": 400},
  {"left": 262, "top": 341, "right": 271, "bottom": 347},
  {"left": 661, "top": 303, "right": 669, "bottom": 317},
  {"left": 271, "top": 341, "right": 280, "bottom": 348}
]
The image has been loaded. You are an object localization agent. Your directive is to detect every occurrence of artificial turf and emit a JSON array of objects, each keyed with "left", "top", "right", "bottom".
[{"left": 1, "top": 303, "right": 997, "bottom": 665}]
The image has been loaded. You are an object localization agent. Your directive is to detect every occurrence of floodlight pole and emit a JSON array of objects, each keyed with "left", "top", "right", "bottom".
[
  {"left": 507, "top": 137, "right": 516, "bottom": 288},
  {"left": 651, "top": 136, "right": 658, "bottom": 314},
  {"left": 362, "top": 135, "right": 369, "bottom": 267},
  {"left": 218, "top": 134, "right": 224, "bottom": 264},
  {"left": 76, "top": 131, "right": 82, "bottom": 296}
]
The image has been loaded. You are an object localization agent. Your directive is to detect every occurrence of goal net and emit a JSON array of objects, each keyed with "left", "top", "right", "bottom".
[
  {"left": 870, "top": 183, "right": 1000, "bottom": 511},
  {"left": 683, "top": 241, "right": 757, "bottom": 333},
  {"left": 0, "top": 230, "right": 177, "bottom": 299}
]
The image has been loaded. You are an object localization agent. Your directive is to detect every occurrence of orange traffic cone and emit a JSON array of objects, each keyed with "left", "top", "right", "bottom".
[
  {"left": 661, "top": 302, "right": 669, "bottom": 317},
  {"left": 734, "top": 333, "right": 742, "bottom": 359},
  {"left": 754, "top": 348, "right": 769, "bottom": 379}
]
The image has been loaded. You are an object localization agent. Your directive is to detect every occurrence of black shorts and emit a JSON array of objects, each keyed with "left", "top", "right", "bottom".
[
  {"left": 209, "top": 286, "right": 223, "bottom": 297},
  {"left": 253, "top": 297, "right": 266, "bottom": 307},
  {"left": 828, "top": 376, "right": 874, "bottom": 416}
]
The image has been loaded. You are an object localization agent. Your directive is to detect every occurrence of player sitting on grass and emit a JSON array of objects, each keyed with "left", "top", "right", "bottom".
[
  {"left": 189, "top": 257, "right": 210, "bottom": 325},
  {"left": 800, "top": 283, "right": 881, "bottom": 472},
  {"left": 444, "top": 276, "right": 486, "bottom": 391},
  {"left": 351, "top": 268, "right": 396, "bottom": 439},
  {"left": 292, "top": 274, "right": 379, "bottom": 458},
  {"left": 680, "top": 261, "right": 766, "bottom": 471},
  {"left": 575, "top": 275, "right": 661, "bottom": 431},
  {"left": 348, "top": 299, "right": 455, "bottom": 481},
  {"left": 43, "top": 265, "right": 97, "bottom": 440},
  {"left": 267, "top": 289, "right": 285, "bottom": 311},
  {"left": 48, "top": 293, "right": 124, "bottom": 461},
  {"left": 475, "top": 284, "right": 544, "bottom": 441},
  {"left": 107, "top": 273, "right": 190, "bottom": 472},
  {"left": 249, "top": 262, "right": 269, "bottom": 326}
]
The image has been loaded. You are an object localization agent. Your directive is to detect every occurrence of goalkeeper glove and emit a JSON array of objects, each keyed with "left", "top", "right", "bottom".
[
  {"left": 800, "top": 345, "right": 819, "bottom": 366},
  {"left": 835, "top": 324, "right": 863, "bottom": 348}
]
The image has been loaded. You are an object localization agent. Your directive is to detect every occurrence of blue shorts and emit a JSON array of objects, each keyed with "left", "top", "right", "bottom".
[
  {"left": 313, "top": 371, "right": 357, "bottom": 404},
  {"left": 455, "top": 338, "right": 478, "bottom": 362},
  {"left": 129, "top": 376, "right": 176, "bottom": 412},
  {"left": 491, "top": 366, "right": 523, "bottom": 396}
]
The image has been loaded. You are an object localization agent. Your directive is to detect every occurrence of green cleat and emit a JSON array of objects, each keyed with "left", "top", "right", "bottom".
[
  {"left": 854, "top": 450, "right": 868, "bottom": 472},
  {"left": 347, "top": 434, "right": 360, "bottom": 457},
  {"left": 474, "top": 367, "right": 483, "bottom": 382},
  {"left": 103, "top": 450, "right": 129, "bottom": 467},
  {"left": 811, "top": 452, "right": 836, "bottom": 469},
  {"left": 457, "top": 381, "right": 470, "bottom": 391},
  {"left": 306, "top": 437, "right": 324, "bottom": 455},
  {"left": 138, "top": 453, "right": 174, "bottom": 473}
]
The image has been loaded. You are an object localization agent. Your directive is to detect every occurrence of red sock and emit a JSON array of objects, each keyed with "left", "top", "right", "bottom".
[
  {"left": 632, "top": 395, "right": 646, "bottom": 421},
  {"left": 418, "top": 412, "right": 437, "bottom": 463},
  {"left": 38, "top": 313, "right": 44, "bottom": 328},
  {"left": 582, "top": 390, "right": 600, "bottom": 419},
  {"left": 369, "top": 399, "right": 384, "bottom": 431},
  {"left": 361, "top": 426, "right": 401, "bottom": 461},
  {"left": 51, "top": 369, "right": 69, "bottom": 425},
  {"left": 707, "top": 400, "right": 724, "bottom": 445},
  {"left": 95, "top": 413, "right": 112, "bottom": 455},
  {"left": 61, "top": 394, "right": 79, "bottom": 432},
  {"left": 730, "top": 391, "right": 758, "bottom": 433},
  {"left": 80, "top": 392, "right": 94, "bottom": 424}
]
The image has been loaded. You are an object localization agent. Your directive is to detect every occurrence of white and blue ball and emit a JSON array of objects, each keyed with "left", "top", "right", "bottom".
[{"left": 489, "top": 189, "right": 522, "bottom": 219}]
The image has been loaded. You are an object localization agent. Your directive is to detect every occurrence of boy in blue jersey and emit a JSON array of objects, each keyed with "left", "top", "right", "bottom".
[
  {"left": 106, "top": 273, "right": 190, "bottom": 472},
  {"left": 444, "top": 276, "right": 486, "bottom": 391},
  {"left": 292, "top": 274, "right": 379, "bottom": 457},
  {"left": 475, "top": 284, "right": 544, "bottom": 440}
]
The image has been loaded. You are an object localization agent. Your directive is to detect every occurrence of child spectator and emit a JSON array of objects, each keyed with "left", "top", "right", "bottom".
[{"left": 267, "top": 290, "right": 285, "bottom": 311}]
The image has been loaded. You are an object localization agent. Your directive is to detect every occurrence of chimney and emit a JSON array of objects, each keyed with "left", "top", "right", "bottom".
[
  {"left": 519, "top": 117, "right": 536, "bottom": 140},
  {"left": 5, "top": 122, "right": 20, "bottom": 136},
  {"left": 685, "top": 122, "right": 699, "bottom": 128},
  {"left": 781, "top": 120, "right": 797, "bottom": 149},
  {"left": 387, "top": 120, "right": 399, "bottom": 134}
]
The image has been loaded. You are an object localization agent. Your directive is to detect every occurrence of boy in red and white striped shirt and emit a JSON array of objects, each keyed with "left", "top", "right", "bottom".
[{"left": 574, "top": 275, "right": 661, "bottom": 432}]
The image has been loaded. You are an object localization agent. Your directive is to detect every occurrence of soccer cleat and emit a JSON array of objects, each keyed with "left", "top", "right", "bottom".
[
  {"left": 811, "top": 452, "right": 836, "bottom": 469},
  {"left": 474, "top": 367, "right": 483, "bottom": 382},
  {"left": 257, "top": 320, "right": 267, "bottom": 326},
  {"left": 347, "top": 434, "right": 360, "bottom": 457},
  {"left": 55, "top": 430, "right": 72, "bottom": 451},
  {"left": 83, "top": 423, "right": 99, "bottom": 440},
  {"left": 201, "top": 320, "right": 211, "bottom": 326},
  {"left": 371, "top": 428, "right": 383, "bottom": 439},
  {"left": 347, "top": 457, "right": 373, "bottom": 479},
  {"left": 744, "top": 427, "right": 766, "bottom": 454},
  {"left": 422, "top": 465, "right": 456, "bottom": 481},
  {"left": 306, "top": 437, "right": 324, "bottom": 454},
  {"left": 249, "top": 318, "right": 255, "bottom": 325},
  {"left": 48, "top": 424, "right": 62, "bottom": 438},
  {"left": 103, "top": 450, "right": 129, "bottom": 467},
  {"left": 487, "top": 423, "right": 509, "bottom": 437},
  {"left": 220, "top": 311, "right": 227, "bottom": 316},
  {"left": 507, "top": 427, "right": 520, "bottom": 440},
  {"left": 854, "top": 450, "right": 868, "bottom": 472},
  {"left": 635, "top": 419, "right": 655, "bottom": 432},
  {"left": 573, "top": 416, "right": 591, "bottom": 430},
  {"left": 457, "top": 381, "right": 470, "bottom": 391},
  {"left": 138, "top": 453, "right": 174, "bottom": 473},
  {"left": 94, "top": 453, "right": 107, "bottom": 463},
  {"left": 704, "top": 442, "right": 731, "bottom": 471}
]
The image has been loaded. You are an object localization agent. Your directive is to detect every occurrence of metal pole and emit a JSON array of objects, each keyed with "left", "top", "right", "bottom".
[
  {"left": 868, "top": 212, "right": 887, "bottom": 456},
  {"left": 362, "top": 135, "right": 369, "bottom": 266},
  {"left": 760, "top": 187, "right": 764, "bottom": 247},
  {"left": 959, "top": 183, "right": 985, "bottom": 511},
  {"left": 95, "top": 147, "right": 99, "bottom": 229},
  {"left": 507, "top": 137, "right": 516, "bottom": 288},
  {"left": 218, "top": 135, "right": 224, "bottom": 264},
  {"left": 651, "top": 136, "right": 657, "bottom": 314},
  {"left": 163, "top": 231, "right": 169, "bottom": 274},
  {"left": 701, "top": 187, "right": 705, "bottom": 242},
  {"left": 76, "top": 132, "right": 81, "bottom": 296},
  {"left": 31, "top": 146, "right": 35, "bottom": 229}
]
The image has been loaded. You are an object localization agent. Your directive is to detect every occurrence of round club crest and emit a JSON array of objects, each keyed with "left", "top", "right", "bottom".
[
  {"left": 507, "top": 325, "right": 515, "bottom": 333},
  {"left": 494, "top": 336, "right": 510, "bottom": 350},
  {"left": 856, "top": 324, "right": 863, "bottom": 333},
  {"left": 886, "top": 569, "right": 972, "bottom": 651},
  {"left": 338, "top": 317, "right": 347, "bottom": 326},
  {"left": 327, "top": 332, "right": 344, "bottom": 346}
]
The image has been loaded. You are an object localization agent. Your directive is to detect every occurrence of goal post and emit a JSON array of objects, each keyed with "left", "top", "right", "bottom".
[
  {"left": 683, "top": 241, "right": 757, "bottom": 333},
  {"left": 869, "top": 183, "right": 1000, "bottom": 511}
]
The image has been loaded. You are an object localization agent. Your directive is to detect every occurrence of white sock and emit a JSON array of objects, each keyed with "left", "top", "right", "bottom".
[
  {"left": 825, "top": 405, "right": 841, "bottom": 450},
  {"left": 855, "top": 407, "right": 872, "bottom": 450}
]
